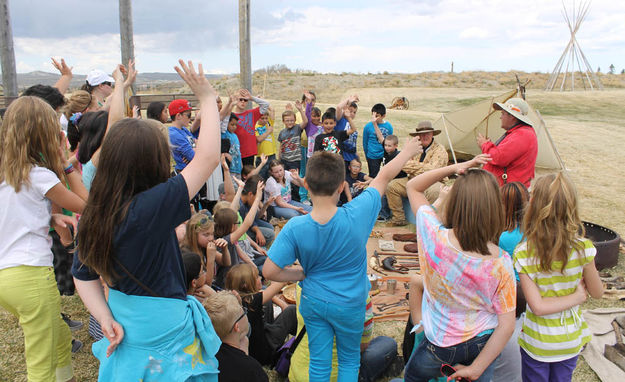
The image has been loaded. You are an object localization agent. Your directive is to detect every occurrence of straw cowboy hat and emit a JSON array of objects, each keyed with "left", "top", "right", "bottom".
[
  {"left": 409, "top": 120, "right": 441, "bottom": 136},
  {"left": 493, "top": 98, "right": 534, "bottom": 126}
]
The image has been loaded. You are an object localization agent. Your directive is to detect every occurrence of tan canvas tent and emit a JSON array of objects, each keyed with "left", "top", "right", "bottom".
[{"left": 432, "top": 89, "right": 565, "bottom": 171}]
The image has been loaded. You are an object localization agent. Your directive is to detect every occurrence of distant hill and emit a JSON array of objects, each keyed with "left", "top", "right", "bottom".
[{"left": 1, "top": 71, "right": 224, "bottom": 90}]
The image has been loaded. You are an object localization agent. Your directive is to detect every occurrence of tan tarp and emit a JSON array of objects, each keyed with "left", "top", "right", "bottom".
[{"left": 433, "top": 89, "right": 565, "bottom": 171}]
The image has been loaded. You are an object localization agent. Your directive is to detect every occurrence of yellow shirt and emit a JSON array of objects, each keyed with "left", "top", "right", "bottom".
[{"left": 255, "top": 119, "right": 277, "bottom": 156}]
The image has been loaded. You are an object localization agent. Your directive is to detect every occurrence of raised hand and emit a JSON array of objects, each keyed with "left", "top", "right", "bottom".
[
  {"left": 348, "top": 94, "right": 359, "bottom": 104},
  {"left": 456, "top": 153, "right": 491, "bottom": 174},
  {"left": 111, "top": 64, "right": 124, "bottom": 83},
  {"left": 285, "top": 103, "right": 294, "bottom": 111},
  {"left": 174, "top": 60, "right": 216, "bottom": 100},
  {"left": 255, "top": 180, "right": 265, "bottom": 200},
  {"left": 403, "top": 135, "right": 423, "bottom": 157},
  {"left": 239, "top": 88, "right": 252, "bottom": 100},
  {"left": 51, "top": 57, "right": 72, "bottom": 76},
  {"left": 294, "top": 100, "right": 304, "bottom": 111},
  {"left": 122, "top": 59, "right": 137, "bottom": 88}
]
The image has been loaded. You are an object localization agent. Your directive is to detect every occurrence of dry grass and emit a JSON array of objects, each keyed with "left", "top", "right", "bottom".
[{"left": 2, "top": 73, "right": 625, "bottom": 381}]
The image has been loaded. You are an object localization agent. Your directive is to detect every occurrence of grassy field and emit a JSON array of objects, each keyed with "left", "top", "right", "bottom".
[{"left": 1, "top": 75, "right": 624, "bottom": 381}]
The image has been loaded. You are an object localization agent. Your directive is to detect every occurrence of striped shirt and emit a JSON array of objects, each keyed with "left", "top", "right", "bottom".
[{"left": 514, "top": 238, "right": 596, "bottom": 362}]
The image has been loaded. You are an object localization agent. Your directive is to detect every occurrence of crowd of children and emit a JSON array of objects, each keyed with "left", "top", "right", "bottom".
[{"left": 0, "top": 56, "right": 606, "bottom": 382}]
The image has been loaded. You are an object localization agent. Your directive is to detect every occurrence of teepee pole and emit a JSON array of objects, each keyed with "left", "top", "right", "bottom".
[{"left": 441, "top": 115, "right": 458, "bottom": 165}]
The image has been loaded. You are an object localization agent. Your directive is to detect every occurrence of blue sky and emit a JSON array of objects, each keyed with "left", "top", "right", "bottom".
[{"left": 9, "top": 0, "right": 625, "bottom": 74}]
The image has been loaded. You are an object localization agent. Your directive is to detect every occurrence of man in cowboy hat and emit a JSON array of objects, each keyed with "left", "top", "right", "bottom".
[
  {"left": 386, "top": 121, "right": 449, "bottom": 226},
  {"left": 477, "top": 98, "right": 537, "bottom": 188}
]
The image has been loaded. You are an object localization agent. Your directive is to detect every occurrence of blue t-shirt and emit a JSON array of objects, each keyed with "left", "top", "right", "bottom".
[
  {"left": 168, "top": 126, "right": 196, "bottom": 171},
  {"left": 268, "top": 187, "right": 381, "bottom": 305},
  {"left": 499, "top": 226, "right": 523, "bottom": 282},
  {"left": 222, "top": 130, "right": 242, "bottom": 174},
  {"left": 72, "top": 175, "right": 191, "bottom": 300},
  {"left": 335, "top": 117, "right": 358, "bottom": 162},
  {"left": 362, "top": 121, "right": 393, "bottom": 159}
]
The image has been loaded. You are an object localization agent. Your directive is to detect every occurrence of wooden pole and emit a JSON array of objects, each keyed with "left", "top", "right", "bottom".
[
  {"left": 239, "top": 0, "right": 252, "bottom": 100},
  {"left": 119, "top": 0, "right": 135, "bottom": 95},
  {"left": 0, "top": 0, "right": 18, "bottom": 101}
]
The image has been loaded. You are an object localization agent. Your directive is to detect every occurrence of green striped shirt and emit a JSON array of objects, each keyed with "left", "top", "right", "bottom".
[{"left": 514, "top": 238, "right": 595, "bottom": 362}]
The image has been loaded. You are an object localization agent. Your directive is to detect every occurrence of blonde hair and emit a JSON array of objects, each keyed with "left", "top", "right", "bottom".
[
  {"left": 443, "top": 169, "right": 503, "bottom": 256},
  {"left": 183, "top": 211, "right": 215, "bottom": 260},
  {"left": 63, "top": 90, "right": 94, "bottom": 117},
  {"left": 225, "top": 263, "right": 259, "bottom": 305},
  {"left": 203, "top": 291, "right": 243, "bottom": 339},
  {"left": 212, "top": 200, "right": 232, "bottom": 215},
  {"left": 522, "top": 173, "right": 585, "bottom": 272},
  {"left": 0, "top": 96, "right": 65, "bottom": 192}
]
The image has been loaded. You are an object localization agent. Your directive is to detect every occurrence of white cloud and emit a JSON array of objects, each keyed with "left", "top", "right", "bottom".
[{"left": 459, "top": 27, "right": 489, "bottom": 40}]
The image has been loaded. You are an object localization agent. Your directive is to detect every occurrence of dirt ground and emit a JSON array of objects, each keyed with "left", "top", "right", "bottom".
[{"left": 1, "top": 82, "right": 624, "bottom": 381}]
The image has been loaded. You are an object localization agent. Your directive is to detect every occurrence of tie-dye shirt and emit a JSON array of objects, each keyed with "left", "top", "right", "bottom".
[{"left": 417, "top": 205, "right": 516, "bottom": 347}]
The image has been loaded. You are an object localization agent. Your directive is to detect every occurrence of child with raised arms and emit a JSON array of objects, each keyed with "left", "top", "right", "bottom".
[{"left": 263, "top": 136, "right": 423, "bottom": 381}]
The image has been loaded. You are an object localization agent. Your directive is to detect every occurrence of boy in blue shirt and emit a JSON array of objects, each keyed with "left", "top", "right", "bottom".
[
  {"left": 222, "top": 113, "right": 243, "bottom": 177},
  {"left": 362, "top": 103, "right": 393, "bottom": 177},
  {"left": 263, "top": 136, "right": 423, "bottom": 381}
]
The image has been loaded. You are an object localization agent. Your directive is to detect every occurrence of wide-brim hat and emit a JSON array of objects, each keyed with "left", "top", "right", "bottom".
[
  {"left": 493, "top": 98, "right": 534, "bottom": 126},
  {"left": 409, "top": 120, "right": 441, "bottom": 136}
]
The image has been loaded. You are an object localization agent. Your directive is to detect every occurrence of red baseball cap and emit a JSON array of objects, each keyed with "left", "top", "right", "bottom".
[{"left": 168, "top": 99, "right": 192, "bottom": 116}]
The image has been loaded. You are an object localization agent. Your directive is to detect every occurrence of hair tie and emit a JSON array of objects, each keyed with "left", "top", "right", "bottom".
[{"left": 69, "top": 112, "right": 83, "bottom": 125}]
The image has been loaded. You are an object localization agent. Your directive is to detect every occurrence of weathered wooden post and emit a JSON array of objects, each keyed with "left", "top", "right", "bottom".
[
  {"left": 239, "top": 0, "right": 252, "bottom": 98},
  {"left": 0, "top": 0, "right": 18, "bottom": 104},
  {"left": 119, "top": 0, "right": 135, "bottom": 95}
]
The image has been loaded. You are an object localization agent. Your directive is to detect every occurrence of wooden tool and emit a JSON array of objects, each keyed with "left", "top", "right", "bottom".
[{"left": 604, "top": 319, "right": 625, "bottom": 372}]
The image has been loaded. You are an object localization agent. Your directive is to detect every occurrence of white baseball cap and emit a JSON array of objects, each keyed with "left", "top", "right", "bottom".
[{"left": 86, "top": 69, "right": 114, "bottom": 86}]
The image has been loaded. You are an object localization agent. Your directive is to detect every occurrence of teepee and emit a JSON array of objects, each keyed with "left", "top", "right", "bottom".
[{"left": 545, "top": 1, "right": 603, "bottom": 91}]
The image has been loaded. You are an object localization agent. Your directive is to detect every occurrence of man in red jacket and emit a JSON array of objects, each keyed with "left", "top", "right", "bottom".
[{"left": 477, "top": 98, "right": 537, "bottom": 188}]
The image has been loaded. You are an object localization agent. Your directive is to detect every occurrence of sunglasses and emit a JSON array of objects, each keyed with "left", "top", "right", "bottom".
[
  {"left": 195, "top": 215, "right": 212, "bottom": 228},
  {"left": 101, "top": 81, "right": 112, "bottom": 87},
  {"left": 183, "top": 112, "right": 192, "bottom": 118},
  {"left": 230, "top": 306, "right": 248, "bottom": 333},
  {"left": 238, "top": 98, "right": 248, "bottom": 102},
  {"left": 440, "top": 364, "right": 471, "bottom": 382}
]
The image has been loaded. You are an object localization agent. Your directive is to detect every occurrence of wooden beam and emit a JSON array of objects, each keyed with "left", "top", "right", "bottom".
[
  {"left": 119, "top": 0, "right": 135, "bottom": 95},
  {"left": 238, "top": 0, "right": 252, "bottom": 97},
  {"left": 0, "top": 0, "right": 18, "bottom": 99}
]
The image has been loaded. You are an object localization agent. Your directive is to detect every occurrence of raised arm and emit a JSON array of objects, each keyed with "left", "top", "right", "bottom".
[
  {"left": 230, "top": 181, "right": 264, "bottom": 243},
  {"left": 51, "top": 57, "right": 73, "bottom": 95},
  {"left": 294, "top": 100, "right": 308, "bottom": 128},
  {"left": 371, "top": 113, "right": 385, "bottom": 144},
  {"left": 91, "top": 64, "right": 127, "bottom": 167},
  {"left": 336, "top": 94, "right": 358, "bottom": 121},
  {"left": 369, "top": 136, "right": 423, "bottom": 197},
  {"left": 407, "top": 154, "right": 491, "bottom": 216},
  {"left": 219, "top": 93, "right": 236, "bottom": 122},
  {"left": 176, "top": 60, "right": 221, "bottom": 200}
]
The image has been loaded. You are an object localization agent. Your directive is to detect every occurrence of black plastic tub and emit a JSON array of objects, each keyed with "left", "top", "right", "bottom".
[{"left": 583, "top": 221, "right": 621, "bottom": 270}]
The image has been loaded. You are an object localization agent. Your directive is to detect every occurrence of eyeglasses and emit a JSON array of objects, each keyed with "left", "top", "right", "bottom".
[{"left": 230, "top": 306, "right": 248, "bottom": 332}]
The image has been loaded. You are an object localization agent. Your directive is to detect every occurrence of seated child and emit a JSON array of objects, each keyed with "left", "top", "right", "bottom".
[
  {"left": 313, "top": 110, "right": 356, "bottom": 154},
  {"left": 226, "top": 264, "right": 297, "bottom": 366},
  {"left": 339, "top": 157, "right": 372, "bottom": 206},
  {"left": 181, "top": 250, "right": 215, "bottom": 301},
  {"left": 264, "top": 160, "right": 311, "bottom": 219},
  {"left": 182, "top": 211, "right": 231, "bottom": 290},
  {"left": 212, "top": 180, "right": 264, "bottom": 288},
  {"left": 203, "top": 291, "right": 269, "bottom": 382},
  {"left": 382, "top": 135, "right": 407, "bottom": 179},
  {"left": 263, "top": 138, "right": 422, "bottom": 381}
]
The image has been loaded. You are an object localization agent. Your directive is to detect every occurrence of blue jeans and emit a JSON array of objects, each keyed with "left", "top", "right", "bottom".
[
  {"left": 273, "top": 200, "right": 312, "bottom": 219},
  {"left": 359, "top": 336, "right": 398, "bottom": 382},
  {"left": 404, "top": 333, "right": 495, "bottom": 382},
  {"left": 300, "top": 294, "right": 365, "bottom": 382}
]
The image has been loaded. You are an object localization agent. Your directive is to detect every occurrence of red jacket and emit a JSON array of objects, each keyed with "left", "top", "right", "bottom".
[{"left": 481, "top": 124, "right": 537, "bottom": 188}]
